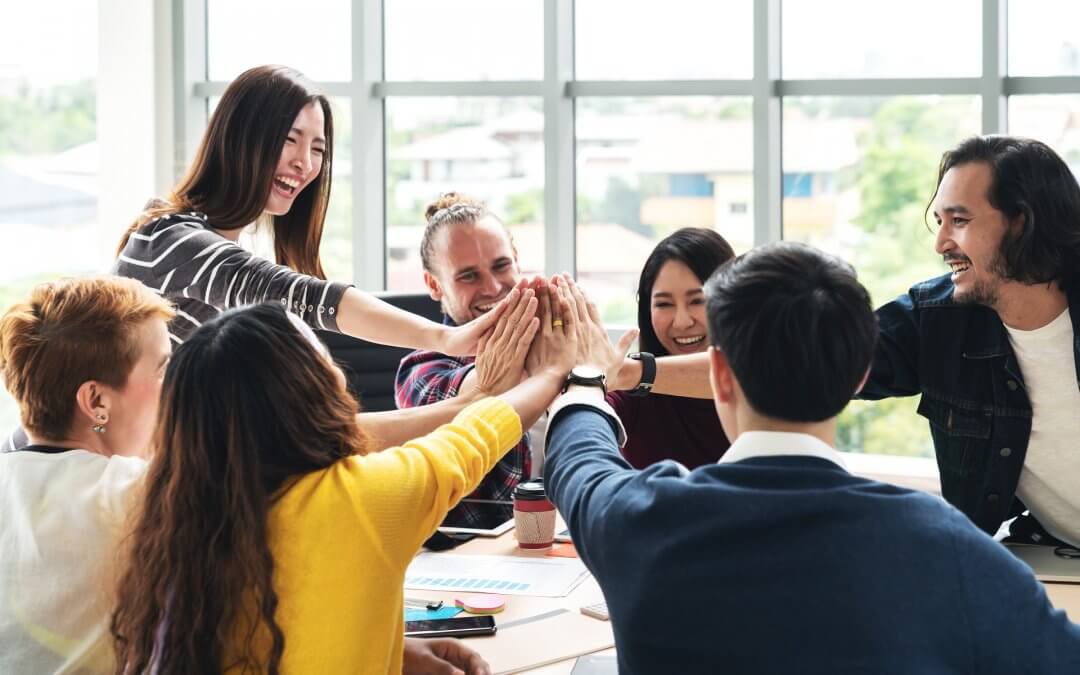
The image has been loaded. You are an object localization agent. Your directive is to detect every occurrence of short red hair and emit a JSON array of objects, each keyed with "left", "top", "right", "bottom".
[{"left": 0, "top": 276, "right": 174, "bottom": 439}]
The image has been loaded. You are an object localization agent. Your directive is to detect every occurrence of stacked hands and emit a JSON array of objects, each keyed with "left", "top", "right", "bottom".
[{"left": 472, "top": 274, "right": 639, "bottom": 397}]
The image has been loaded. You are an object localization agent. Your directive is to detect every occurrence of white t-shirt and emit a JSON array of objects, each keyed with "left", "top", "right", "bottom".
[
  {"left": 1006, "top": 307, "right": 1080, "bottom": 546},
  {"left": 0, "top": 448, "right": 146, "bottom": 674}
]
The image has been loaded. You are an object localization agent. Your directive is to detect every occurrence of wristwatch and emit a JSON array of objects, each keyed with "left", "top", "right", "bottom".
[
  {"left": 627, "top": 351, "right": 655, "bottom": 397},
  {"left": 563, "top": 365, "right": 608, "bottom": 394}
]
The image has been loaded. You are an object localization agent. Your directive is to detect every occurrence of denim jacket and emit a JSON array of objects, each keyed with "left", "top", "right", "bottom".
[{"left": 861, "top": 273, "right": 1080, "bottom": 536}]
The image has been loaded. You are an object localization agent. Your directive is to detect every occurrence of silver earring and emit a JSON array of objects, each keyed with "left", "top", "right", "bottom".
[{"left": 92, "top": 414, "right": 106, "bottom": 434}]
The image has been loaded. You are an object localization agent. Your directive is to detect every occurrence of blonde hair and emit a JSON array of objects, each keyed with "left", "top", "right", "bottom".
[
  {"left": 0, "top": 276, "right": 175, "bottom": 439},
  {"left": 420, "top": 192, "right": 513, "bottom": 273}
]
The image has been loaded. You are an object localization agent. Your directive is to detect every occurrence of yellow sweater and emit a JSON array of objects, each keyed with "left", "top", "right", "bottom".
[{"left": 223, "top": 398, "right": 522, "bottom": 674}]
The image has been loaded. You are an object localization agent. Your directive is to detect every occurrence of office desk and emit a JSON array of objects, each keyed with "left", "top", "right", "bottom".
[
  {"left": 1048, "top": 583, "right": 1080, "bottom": 620},
  {"left": 413, "top": 531, "right": 1080, "bottom": 674},
  {"left": 411, "top": 531, "right": 613, "bottom": 674}
]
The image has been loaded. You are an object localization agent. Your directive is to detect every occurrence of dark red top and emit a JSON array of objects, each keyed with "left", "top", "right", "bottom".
[{"left": 606, "top": 391, "right": 731, "bottom": 470}]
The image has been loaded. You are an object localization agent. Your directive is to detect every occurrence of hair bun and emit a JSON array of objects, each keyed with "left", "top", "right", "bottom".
[{"left": 424, "top": 192, "right": 484, "bottom": 223}]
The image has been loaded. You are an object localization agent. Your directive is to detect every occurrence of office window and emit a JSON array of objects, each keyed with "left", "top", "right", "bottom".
[
  {"left": 783, "top": 0, "right": 980, "bottom": 79},
  {"left": 782, "top": 95, "right": 981, "bottom": 457},
  {"left": 576, "top": 97, "right": 753, "bottom": 325},
  {"left": 385, "top": 0, "right": 543, "bottom": 81},
  {"left": 166, "top": 0, "right": 1080, "bottom": 462},
  {"left": 0, "top": 1, "right": 100, "bottom": 431},
  {"left": 1009, "top": 96, "right": 1080, "bottom": 177},
  {"left": 782, "top": 173, "right": 813, "bottom": 198},
  {"left": 207, "top": 0, "right": 351, "bottom": 81},
  {"left": 576, "top": 0, "right": 753, "bottom": 80},
  {"left": 321, "top": 99, "right": 354, "bottom": 282},
  {"left": 385, "top": 97, "right": 544, "bottom": 291},
  {"left": 1008, "top": 0, "right": 1080, "bottom": 76}
]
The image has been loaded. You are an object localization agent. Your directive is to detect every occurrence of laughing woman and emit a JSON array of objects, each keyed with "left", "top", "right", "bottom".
[
  {"left": 607, "top": 227, "right": 735, "bottom": 469},
  {"left": 114, "top": 65, "right": 514, "bottom": 448}
]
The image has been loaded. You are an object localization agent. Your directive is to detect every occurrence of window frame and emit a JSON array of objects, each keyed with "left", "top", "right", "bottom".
[{"left": 175, "top": 0, "right": 1080, "bottom": 471}]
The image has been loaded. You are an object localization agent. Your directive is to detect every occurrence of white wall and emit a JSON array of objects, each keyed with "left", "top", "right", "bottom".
[{"left": 96, "top": 0, "right": 174, "bottom": 258}]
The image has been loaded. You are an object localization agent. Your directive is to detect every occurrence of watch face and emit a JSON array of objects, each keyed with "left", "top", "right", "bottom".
[{"left": 572, "top": 365, "right": 604, "bottom": 380}]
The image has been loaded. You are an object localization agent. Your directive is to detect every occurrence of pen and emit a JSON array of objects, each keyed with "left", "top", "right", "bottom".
[{"left": 405, "top": 597, "right": 444, "bottom": 611}]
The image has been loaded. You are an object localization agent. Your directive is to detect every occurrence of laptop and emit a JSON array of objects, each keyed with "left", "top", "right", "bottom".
[{"left": 1005, "top": 543, "right": 1080, "bottom": 583}]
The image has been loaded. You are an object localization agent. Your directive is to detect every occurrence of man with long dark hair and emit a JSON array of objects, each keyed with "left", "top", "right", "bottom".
[
  {"left": 542, "top": 241, "right": 1080, "bottom": 673},
  {"left": 863, "top": 136, "right": 1080, "bottom": 547}
]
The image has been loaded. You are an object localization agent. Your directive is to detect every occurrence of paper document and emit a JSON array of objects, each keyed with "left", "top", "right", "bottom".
[{"left": 405, "top": 553, "right": 590, "bottom": 597}]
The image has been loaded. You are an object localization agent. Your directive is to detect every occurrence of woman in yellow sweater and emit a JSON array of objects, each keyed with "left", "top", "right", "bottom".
[{"left": 110, "top": 284, "right": 579, "bottom": 674}]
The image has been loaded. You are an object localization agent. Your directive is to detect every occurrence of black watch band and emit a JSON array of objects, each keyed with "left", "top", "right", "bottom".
[
  {"left": 563, "top": 366, "right": 608, "bottom": 395},
  {"left": 628, "top": 351, "right": 655, "bottom": 397}
]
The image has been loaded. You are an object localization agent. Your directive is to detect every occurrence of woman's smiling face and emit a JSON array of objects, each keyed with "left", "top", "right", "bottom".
[{"left": 650, "top": 259, "right": 708, "bottom": 356}]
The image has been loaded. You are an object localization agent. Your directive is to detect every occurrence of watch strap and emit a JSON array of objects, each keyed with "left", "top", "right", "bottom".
[
  {"left": 628, "top": 351, "right": 656, "bottom": 397},
  {"left": 563, "top": 367, "right": 608, "bottom": 395}
]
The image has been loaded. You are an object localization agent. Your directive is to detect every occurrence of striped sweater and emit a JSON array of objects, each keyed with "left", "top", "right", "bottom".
[{"left": 112, "top": 212, "right": 351, "bottom": 344}]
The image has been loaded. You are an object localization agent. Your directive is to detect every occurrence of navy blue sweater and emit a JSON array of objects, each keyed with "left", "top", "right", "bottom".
[{"left": 544, "top": 406, "right": 1080, "bottom": 675}]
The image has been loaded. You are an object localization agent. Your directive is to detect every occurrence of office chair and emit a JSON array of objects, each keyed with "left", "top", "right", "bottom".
[{"left": 317, "top": 292, "right": 443, "bottom": 412}]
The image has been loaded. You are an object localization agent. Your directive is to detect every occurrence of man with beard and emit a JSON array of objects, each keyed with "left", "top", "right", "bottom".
[
  {"left": 395, "top": 193, "right": 707, "bottom": 532},
  {"left": 863, "top": 135, "right": 1080, "bottom": 547}
]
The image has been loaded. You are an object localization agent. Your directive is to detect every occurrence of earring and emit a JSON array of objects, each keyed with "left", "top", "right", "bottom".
[{"left": 92, "top": 414, "right": 107, "bottom": 434}]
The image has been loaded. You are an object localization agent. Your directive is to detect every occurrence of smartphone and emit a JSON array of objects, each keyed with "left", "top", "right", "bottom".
[{"left": 404, "top": 615, "right": 497, "bottom": 639}]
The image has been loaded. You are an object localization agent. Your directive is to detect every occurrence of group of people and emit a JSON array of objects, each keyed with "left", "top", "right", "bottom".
[{"left": 1, "top": 63, "right": 1079, "bottom": 674}]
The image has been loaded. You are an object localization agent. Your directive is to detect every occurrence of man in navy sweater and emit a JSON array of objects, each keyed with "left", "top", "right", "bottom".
[{"left": 543, "top": 241, "right": 1080, "bottom": 674}]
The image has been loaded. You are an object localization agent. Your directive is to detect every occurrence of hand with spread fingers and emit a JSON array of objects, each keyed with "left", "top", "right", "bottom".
[
  {"left": 473, "top": 281, "right": 539, "bottom": 396},
  {"left": 525, "top": 279, "right": 579, "bottom": 379},
  {"left": 553, "top": 273, "right": 637, "bottom": 384}
]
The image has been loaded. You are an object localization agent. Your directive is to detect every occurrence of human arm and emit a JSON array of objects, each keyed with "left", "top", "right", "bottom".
[
  {"left": 551, "top": 274, "right": 636, "bottom": 383},
  {"left": 363, "top": 287, "right": 539, "bottom": 450},
  {"left": 957, "top": 528, "right": 1080, "bottom": 672},
  {"left": 114, "top": 214, "right": 503, "bottom": 354},
  {"left": 456, "top": 280, "right": 540, "bottom": 398},
  {"left": 350, "top": 286, "right": 578, "bottom": 552},
  {"left": 402, "top": 637, "right": 491, "bottom": 675},
  {"left": 611, "top": 352, "right": 712, "bottom": 398},
  {"left": 858, "top": 290, "right": 925, "bottom": 400},
  {"left": 337, "top": 286, "right": 506, "bottom": 356}
]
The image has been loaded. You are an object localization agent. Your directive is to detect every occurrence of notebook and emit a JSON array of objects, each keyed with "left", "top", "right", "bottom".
[
  {"left": 470, "top": 608, "right": 615, "bottom": 674},
  {"left": 571, "top": 654, "right": 618, "bottom": 675}
]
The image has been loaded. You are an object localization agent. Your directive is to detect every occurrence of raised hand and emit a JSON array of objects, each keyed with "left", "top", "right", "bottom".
[
  {"left": 526, "top": 278, "right": 580, "bottom": 379},
  {"left": 441, "top": 279, "right": 530, "bottom": 356},
  {"left": 474, "top": 284, "right": 538, "bottom": 396},
  {"left": 553, "top": 274, "right": 636, "bottom": 385}
]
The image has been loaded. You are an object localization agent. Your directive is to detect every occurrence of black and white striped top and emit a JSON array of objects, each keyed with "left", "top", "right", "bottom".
[{"left": 112, "top": 212, "right": 351, "bottom": 344}]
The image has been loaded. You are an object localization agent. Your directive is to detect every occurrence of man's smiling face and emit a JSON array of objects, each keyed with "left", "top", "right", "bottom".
[
  {"left": 423, "top": 215, "right": 520, "bottom": 325},
  {"left": 932, "top": 161, "right": 1015, "bottom": 307}
]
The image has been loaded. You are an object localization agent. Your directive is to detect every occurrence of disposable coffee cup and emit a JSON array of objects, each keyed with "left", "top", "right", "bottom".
[{"left": 513, "top": 479, "right": 556, "bottom": 549}]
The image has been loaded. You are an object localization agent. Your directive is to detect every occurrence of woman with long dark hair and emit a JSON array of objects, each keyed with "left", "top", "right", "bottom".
[
  {"left": 606, "top": 227, "right": 735, "bottom": 469},
  {"left": 110, "top": 289, "right": 580, "bottom": 674},
  {"left": 113, "top": 64, "right": 512, "bottom": 448}
]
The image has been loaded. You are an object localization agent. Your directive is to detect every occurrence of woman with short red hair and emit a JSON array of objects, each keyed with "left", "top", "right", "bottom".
[{"left": 0, "top": 276, "right": 174, "bottom": 674}]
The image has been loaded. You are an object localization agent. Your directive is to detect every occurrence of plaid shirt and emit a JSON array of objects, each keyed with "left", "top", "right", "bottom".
[{"left": 395, "top": 348, "right": 531, "bottom": 528}]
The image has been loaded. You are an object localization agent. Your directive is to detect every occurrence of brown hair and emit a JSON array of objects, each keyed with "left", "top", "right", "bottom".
[
  {"left": 117, "top": 65, "right": 335, "bottom": 278},
  {"left": 111, "top": 303, "right": 370, "bottom": 675},
  {"left": 420, "top": 192, "right": 514, "bottom": 273},
  {"left": 0, "top": 276, "right": 174, "bottom": 440}
]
